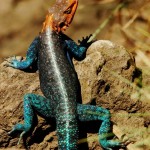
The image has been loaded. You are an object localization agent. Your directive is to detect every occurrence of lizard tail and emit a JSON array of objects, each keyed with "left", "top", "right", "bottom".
[{"left": 56, "top": 102, "right": 78, "bottom": 150}]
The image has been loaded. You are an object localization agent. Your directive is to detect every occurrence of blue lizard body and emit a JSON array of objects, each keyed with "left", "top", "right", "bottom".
[
  {"left": 39, "top": 28, "right": 79, "bottom": 149},
  {"left": 7, "top": 0, "right": 123, "bottom": 149}
]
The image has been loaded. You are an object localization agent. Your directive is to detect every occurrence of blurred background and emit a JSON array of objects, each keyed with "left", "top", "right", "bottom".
[{"left": 0, "top": 0, "right": 150, "bottom": 71}]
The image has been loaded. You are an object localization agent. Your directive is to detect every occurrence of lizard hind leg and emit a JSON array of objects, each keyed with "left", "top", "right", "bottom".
[
  {"left": 8, "top": 93, "right": 54, "bottom": 145},
  {"left": 77, "top": 104, "right": 122, "bottom": 150}
]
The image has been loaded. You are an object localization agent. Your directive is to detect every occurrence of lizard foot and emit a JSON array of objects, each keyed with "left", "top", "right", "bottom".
[
  {"left": 99, "top": 133, "right": 128, "bottom": 150},
  {"left": 4, "top": 56, "right": 23, "bottom": 68},
  {"left": 78, "top": 34, "right": 94, "bottom": 48},
  {"left": 120, "top": 134, "right": 134, "bottom": 148},
  {"left": 101, "top": 140, "right": 123, "bottom": 150},
  {"left": 101, "top": 134, "right": 133, "bottom": 150},
  {"left": 17, "top": 131, "right": 26, "bottom": 145},
  {"left": 8, "top": 123, "right": 30, "bottom": 145},
  {"left": 8, "top": 130, "right": 26, "bottom": 145}
]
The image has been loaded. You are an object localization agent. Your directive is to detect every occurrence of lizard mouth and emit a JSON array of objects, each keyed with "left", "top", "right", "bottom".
[{"left": 59, "top": 21, "right": 69, "bottom": 30}]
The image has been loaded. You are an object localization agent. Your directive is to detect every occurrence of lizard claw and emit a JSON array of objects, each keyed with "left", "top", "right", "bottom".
[
  {"left": 8, "top": 129, "right": 15, "bottom": 135},
  {"left": 114, "top": 134, "right": 134, "bottom": 149},
  {"left": 78, "top": 34, "right": 95, "bottom": 48},
  {"left": 121, "top": 134, "right": 134, "bottom": 147},
  {"left": 78, "top": 34, "right": 92, "bottom": 44},
  {"left": 17, "top": 131, "right": 26, "bottom": 145},
  {"left": 8, "top": 127, "right": 26, "bottom": 145}
]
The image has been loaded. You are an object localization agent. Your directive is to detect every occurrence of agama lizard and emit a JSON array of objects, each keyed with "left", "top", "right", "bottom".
[{"left": 6, "top": 0, "right": 123, "bottom": 149}]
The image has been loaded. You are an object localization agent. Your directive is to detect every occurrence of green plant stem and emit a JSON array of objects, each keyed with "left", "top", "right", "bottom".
[{"left": 89, "top": 2, "right": 126, "bottom": 42}]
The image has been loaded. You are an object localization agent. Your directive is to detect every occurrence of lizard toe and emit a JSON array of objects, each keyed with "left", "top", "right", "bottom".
[{"left": 17, "top": 131, "right": 26, "bottom": 145}]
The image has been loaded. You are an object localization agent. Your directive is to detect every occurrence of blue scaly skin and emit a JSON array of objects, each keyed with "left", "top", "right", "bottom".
[{"left": 6, "top": 0, "right": 123, "bottom": 149}]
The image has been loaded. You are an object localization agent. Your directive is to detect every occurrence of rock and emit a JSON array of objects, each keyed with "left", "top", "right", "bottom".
[
  {"left": 0, "top": 40, "right": 149, "bottom": 150},
  {"left": 74, "top": 40, "right": 142, "bottom": 111}
]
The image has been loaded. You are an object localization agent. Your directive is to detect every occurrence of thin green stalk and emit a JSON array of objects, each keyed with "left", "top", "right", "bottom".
[{"left": 89, "top": 2, "right": 126, "bottom": 42}]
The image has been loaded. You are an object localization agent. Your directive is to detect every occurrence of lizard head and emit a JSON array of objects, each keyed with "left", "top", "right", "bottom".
[{"left": 42, "top": 0, "right": 78, "bottom": 33}]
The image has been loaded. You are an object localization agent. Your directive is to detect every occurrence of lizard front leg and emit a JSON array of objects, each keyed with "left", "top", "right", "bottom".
[
  {"left": 65, "top": 35, "right": 93, "bottom": 60},
  {"left": 5, "top": 37, "right": 39, "bottom": 70},
  {"left": 9, "top": 93, "right": 54, "bottom": 145},
  {"left": 77, "top": 104, "right": 123, "bottom": 150}
]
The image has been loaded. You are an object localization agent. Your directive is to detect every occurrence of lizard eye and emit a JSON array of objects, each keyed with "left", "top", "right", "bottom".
[{"left": 64, "top": 8, "right": 71, "bottom": 14}]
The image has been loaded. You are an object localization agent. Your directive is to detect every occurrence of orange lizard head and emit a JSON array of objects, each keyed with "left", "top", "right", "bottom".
[{"left": 42, "top": 0, "right": 78, "bottom": 33}]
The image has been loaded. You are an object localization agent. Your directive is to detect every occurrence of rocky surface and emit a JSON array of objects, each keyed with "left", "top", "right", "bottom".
[{"left": 0, "top": 40, "right": 150, "bottom": 150}]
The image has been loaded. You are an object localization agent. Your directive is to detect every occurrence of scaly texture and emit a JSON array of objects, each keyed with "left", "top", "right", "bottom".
[{"left": 39, "top": 29, "right": 79, "bottom": 149}]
